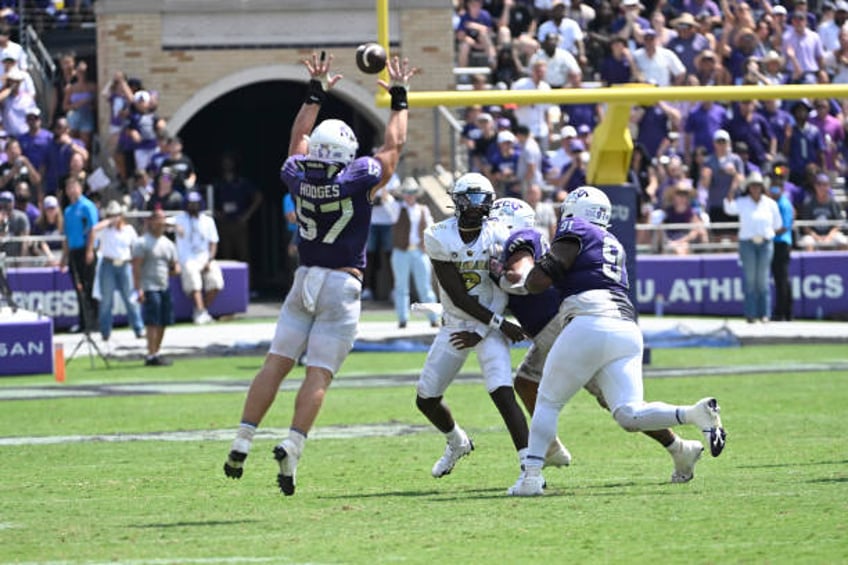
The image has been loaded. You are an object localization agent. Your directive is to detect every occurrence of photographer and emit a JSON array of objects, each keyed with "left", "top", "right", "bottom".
[{"left": 0, "top": 137, "right": 41, "bottom": 193}]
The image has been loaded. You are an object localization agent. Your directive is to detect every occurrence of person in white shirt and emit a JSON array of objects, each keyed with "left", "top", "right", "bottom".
[
  {"left": 633, "top": 28, "right": 686, "bottom": 87},
  {"left": 91, "top": 200, "right": 144, "bottom": 350},
  {"left": 536, "top": 0, "right": 586, "bottom": 64},
  {"left": 529, "top": 32, "right": 581, "bottom": 88},
  {"left": 723, "top": 171, "right": 783, "bottom": 323},
  {"left": 174, "top": 191, "right": 224, "bottom": 324},
  {"left": 511, "top": 60, "right": 554, "bottom": 149}
]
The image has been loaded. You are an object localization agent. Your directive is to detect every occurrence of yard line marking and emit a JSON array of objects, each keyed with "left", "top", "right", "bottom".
[
  {"left": 10, "top": 558, "right": 284, "bottom": 565},
  {"left": 0, "top": 423, "right": 433, "bottom": 447}
]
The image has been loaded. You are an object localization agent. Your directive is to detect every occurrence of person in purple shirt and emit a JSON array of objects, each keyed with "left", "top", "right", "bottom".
[
  {"left": 42, "top": 117, "right": 89, "bottom": 197},
  {"left": 808, "top": 98, "right": 845, "bottom": 175},
  {"left": 635, "top": 101, "right": 680, "bottom": 159},
  {"left": 684, "top": 100, "right": 728, "bottom": 159},
  {"left": 667, "top": 12, "right": 711, "bottom": 74},
  {"left": 224, "top": 51, "right": 416, "bottom": 497},
  {"left": 611, "top": 0, "right": 652, "bottom": 49},
  {"left": 768, "top": 158, "right": 806, "bottom": 211},
  {"left": 17, "top": 107, "right": 52, "bottom": 190},
  {"left": 599, "top": 36, "right": 639, "bottom": 85},
  {"left": 507, "top": 186, "right": 726, "bottom": 495},
  {"left": 456, "top": 0, "right": 496, "bottom": 67},
  {"left": 725, "top": 100, "right": 776, "bottom": 167},
  {"left": 785, "top": 99, "right": 825, "bottom": 188}
]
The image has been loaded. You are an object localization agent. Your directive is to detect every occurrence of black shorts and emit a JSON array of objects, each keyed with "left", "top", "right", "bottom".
[{"left": 142, "top": 290, "right": 174, "bottom": 327}]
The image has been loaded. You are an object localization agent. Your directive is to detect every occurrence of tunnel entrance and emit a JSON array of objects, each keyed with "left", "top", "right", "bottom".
[{"left": 178, "top": 80, "right": 379, "bottom": 295}]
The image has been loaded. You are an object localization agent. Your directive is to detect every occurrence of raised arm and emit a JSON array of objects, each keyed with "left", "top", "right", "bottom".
[
  {"left": 372, "top": 56, "right": 418, "bottom": 197},
  {"left": 288, "top": 51, "right": 344, "bottom": 158}
]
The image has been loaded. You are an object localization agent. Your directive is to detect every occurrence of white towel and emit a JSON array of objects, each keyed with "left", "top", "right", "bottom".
[{"left": 302, "top": 268, "right": 330, "bottom": 314}]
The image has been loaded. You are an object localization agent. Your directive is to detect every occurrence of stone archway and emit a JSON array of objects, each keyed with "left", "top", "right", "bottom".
[{"left": 167, "top": 64, "right": 388, "bottom": 136}]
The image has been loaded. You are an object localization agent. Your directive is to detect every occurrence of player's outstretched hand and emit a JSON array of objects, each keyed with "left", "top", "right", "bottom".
[
  {"left": 500, "top": 319, "right": 527, "bottom": 343},
  {"left": 378, "top": 56, "right": 419, "bottom": 91},
  {"left": 449, "top": 330, "right": 482, "bottom": 350},
  {"left": 303, "top": 50, "right": 343, "bottom": 91}
]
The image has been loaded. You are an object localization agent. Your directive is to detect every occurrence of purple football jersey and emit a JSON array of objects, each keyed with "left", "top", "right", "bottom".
[
  {"left": 280, "top": 155, "right": 382, "bottom": 269},
  {"left": 501, "top": 228, "right": 561, "bottom": 337},
  {"left": 552, "top": 217, "right": 636, "bottom": 320}
]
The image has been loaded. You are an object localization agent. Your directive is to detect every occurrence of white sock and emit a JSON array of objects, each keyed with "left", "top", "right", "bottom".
[
  {"left": 288, "top": 428, "right": 307, "bottom": 453},
  {"left": 517, "top": 447, "right": 529, "bottom": 466},
  {"left": 445, "top": 424, "right": 465, "bottom": 445},
  {"left": 232, "top": 422, "right": 256, "bottom": 454},
  {"left": 527, "top": 404, "right": 558, "bottom": 465},
  {"left": 665, "top": 435, "right": 682, "bottom": 454}
]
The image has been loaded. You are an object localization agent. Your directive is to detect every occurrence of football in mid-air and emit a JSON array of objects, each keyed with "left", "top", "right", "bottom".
[{"left": 356, "top": 43, "right": 387, "bottom": 74}]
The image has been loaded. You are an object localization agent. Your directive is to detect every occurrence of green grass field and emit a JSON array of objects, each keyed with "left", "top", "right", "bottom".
[{"left": 0, "top": 344, "right": 846, "bottom": 564}]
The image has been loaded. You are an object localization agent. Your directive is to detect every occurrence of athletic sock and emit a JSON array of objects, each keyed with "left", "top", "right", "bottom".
[
  {"left": 445, "top": 424, "right": 465, "bottom": 446},
  {"left": 232, "top": 422, "right": 257, "bottom": 454}
]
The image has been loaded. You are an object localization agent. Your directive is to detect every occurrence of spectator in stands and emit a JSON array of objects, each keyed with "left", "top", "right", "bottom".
[
  {"left": 456, "top": 0, "right": 497, "bottom": 68},
  {"left": 470, "top": 111, "right": 498, "bottom": 173},
  {"left": 1, "top": 52, "right": 34, "bottom": 95},
  {"left": 523, "top": 182, "right": 558, "bottom": 239},
  {"left": 768, "top": 177, "right": 795, "bottom": 322},
  {"left": 13, "top": 179, "right": 39, "bottom": 227},
  {"left": 634, "top": 100, "right": 682, "bottom": 159},
  {"left": 768, "top": 157, "right": 807, "bottom": 211},
  {"left": 0, "top": 24, "right": 24, "bottom": 71},
  {"left": 43, "top": 116, "right": 89, "bottom": 197},
  {"left": 824, "top": 23, "right": 848, "bottom": 85},
  {"left": 599, "top": 35, "right": 641, "bottom": 85},
  {"left": 0, "top": 67, "right": 36, "bottom": 137},
  {"left": 683, "top": 0, "right": 722, "bottom": 26},
  {"left": 668, "top": 12, "right": 710, "bottom": 75},
  {"left": 212, "top": 152, "right": 263, "bottom": 264},
  {"left": 126, "top": 90, "right": 165, "bottom": 173},
  {"left": 553, "top": 139, "right": 590, "bottom": 194},
  {"left": 389, "top": 178, "right": 439, "bottom": 329},
  {"left": 63, "top": 59, "right": 96, "bottom": 151},
  {"left": 797, "top": 173, "right": 848, "bottom": 250},
  {"left": 90, "top": 200, "right": 144, "bottom": 352},
  {"left": 160, "top": 136, "right": 197, "bottom": 194},
  {"left": 547, "top": 125, "right": 576, "bottom": 179},
  {"left": 50, "top": 52, "right": 75, "bottom": 126},
  {"left": 651, "top": 181, "right": 708, "bottom": 254},
  {"left": 783, "top": 8, "right": 826, "bottom": 84},
  {"left": 725, "top": 99, "right": 776, "bottom": 167},
  {"left": 128, "top": 169, "right": 153, "bottom": 212},
  {"left": 694, "top": 10, "right": 719, "bottom": 51},
  {"left": 819, "top": 0, "right": 848, "bottom": 51},
  {"left": 751, "top": 49, "right": 788, "bottom": 85},
  {"left": 145, "top": 133, "right": 170, "bottom": 177},
  {"left": 461, "top": 105, "right": 484, "bottom": 168},
  {"left": 684, "top": 99, "right": 727, "bottom": 162},
  {"left": 785, "top": 99, "right": 825, "bottom": 188},
  {"left": 649, "top": 10, "right": 675, "bottom": 47},
  {"left": 511, "top": 59, "right": 554, "bottom": 149},
  {"left": 537, "top": 0, "right": 588, "bottom": 66},
  {"left": 174, "top": 191, "right": 223, "bottom": 324},
  {"left": 723, "top": 171, "right": 782, "bottom": 323},
  {"left": 18, "top": 108, "right": 52, "bottom": 190},
  {"left": 0, "top": 189, "right": 29, "bottom": 261},
  {"left": 612, "top": 0, "right": 651, "bottom": 49},
  {"left": 699, "top": 129, "right": 745, "bottom": 235},
  {"left": 530, "top": 32, "right": 581, "bottom": 88},
  {"left": 809, "top": 98, "right": 844, "bottom": 177},
  {"left": 655, "top": 153, "right": 689, "bottom": 205},
  {"left": 566, "top": 0, "right": 596, "bottom": 31},
  {"left": 147, "top": 167, "right": 185, "bottom": 212},
  {"left": 689, "top": 49, "right": 732, "bottom": 86},
  {"left": 32, "top": 195, "right": 63, "bottom": 266},
  {"left": 757, "top": 98, "right": 794, "bottom": 153},
  {"left": 101, "top": 70, "right": 134, "bottom": 180},
  {"left": 629, "top": 143, "right": 660, "bottom": 227},
  {"left": 132, "top": 208, "right": 180, "bottom": 367},
  {"left": 633, "top": 28, "right": 687, "bottom": 86},
  {"left": 0, "top": 138, "right": 41, "bottom": 194},
  {"left": 733, "top": 141, "right": 762, "bottom": 176},
  {"left": 487, "top": 128, "right": 521, "bottom": 197},
  {"left": 514, "top": 124, "right": 546, "bottom": 195}
]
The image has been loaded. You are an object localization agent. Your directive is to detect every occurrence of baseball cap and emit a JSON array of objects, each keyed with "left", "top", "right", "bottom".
[
  {"left": 773, "top": 4, "right": 788, "bottom": 14},
  {"left": 578, "top": 124, "right": 592, "bottom": 135},
  {"left": 560, "top": 125, "right": 577, "bottom": 138},
  {"left": 837, "top": 0, "right": 848, "bottom": 11},
  {"left": 43, "top": 195, "right": 59, "bottom": 209},
  {"left": 0, "top": 190, "right": 13, "bottom": 203},
  {"left": 497, "top": 130, "right": 517, "bottom": 144},
  {"left": 187, "top": 191, "right": 203, "bottom": 203},
  {"left": 497, "top": 117, "right": 511, "bottom": 129},
  {"left": 26, "top": 107, "right": 41, "bottom": 117},
  {"left": 570, "top": 139, "right": 586, "bottom": 152},
  {"left": 713, "top": 129, "right": 731, "bottom": 142},
  {"left": 643, "top": 28, "right": 658, "bottom": 38},
  {"left": 815, "top": 173, "right": 830, "bottom": 184},
  {"left": 476, "top": 112, "right": 494, "bottom": 123},
  {"left": 134, "top": 90, "right": 151, "bottom": 103}
]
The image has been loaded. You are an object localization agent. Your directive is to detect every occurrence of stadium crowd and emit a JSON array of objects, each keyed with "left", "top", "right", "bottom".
[{"left": 455, "top": 0, "right": 848, "bottom": 252}]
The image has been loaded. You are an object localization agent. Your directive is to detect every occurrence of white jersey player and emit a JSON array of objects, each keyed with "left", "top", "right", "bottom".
[{"left": 415, "top": 173, "right": 530, "bottom": 480}]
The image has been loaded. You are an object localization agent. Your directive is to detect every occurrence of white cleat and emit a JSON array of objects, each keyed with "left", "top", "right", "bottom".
[
  {"left": 670, "top": 439, "right": 704, "bottom": 483},
  {"left": 543, "top": 438, "right": 572, "bottom": 468},
  {"left": 273, "top": 439, "right": 301, "bottom": 496},
  {"left": 507, "top": 466, "right": 546, "bottom": 496},
  {"left": 687, "top": 397, "right": 727, "bottom": 457},
  {"left": 431, "top": 435, "right": 474, "bottom": 478}
]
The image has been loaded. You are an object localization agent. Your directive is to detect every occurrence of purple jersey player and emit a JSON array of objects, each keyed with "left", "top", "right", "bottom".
[
  {"left": 225, "top": 50, "right": 418, "bottom": 496},
  {"left": 494, "top": 197, "right": 713, "bottom": 483},
  {"left": 507, "top": 186, "right": 728, "bottom": 496}
]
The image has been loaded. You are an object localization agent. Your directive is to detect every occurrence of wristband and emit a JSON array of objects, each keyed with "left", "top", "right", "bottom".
[
  {"left": 389, "top": 85, "right": 408, "bottom": 111},
  {"left": 488, "top": 313, "right": 503, "bottom": 330},
  {"left": 305, "top": 79, "right": 326, "bottom": 105}
]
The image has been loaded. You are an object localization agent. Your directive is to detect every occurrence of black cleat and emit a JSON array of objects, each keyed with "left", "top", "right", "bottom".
[
  {"left": 273, "top": 443, "right": 298, "bottom": 496},
  {"left": 223, "top": 450, "right": 247, "bottom": 479}
]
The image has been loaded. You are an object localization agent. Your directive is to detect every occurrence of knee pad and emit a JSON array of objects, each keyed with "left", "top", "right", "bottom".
[{"left": 612, "top": 403, "right": 642, "bottom": 432}]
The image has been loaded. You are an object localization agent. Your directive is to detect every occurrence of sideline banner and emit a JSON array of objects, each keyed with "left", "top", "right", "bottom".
[
  {"left": 0, "top": 309, "right": 53, "bottom": 375},
  {"left": 7, "top": 260, "right": 250, "bottom": 330},
  {"left": 636, "top": 251, "right": 847, "bottom": 319}
]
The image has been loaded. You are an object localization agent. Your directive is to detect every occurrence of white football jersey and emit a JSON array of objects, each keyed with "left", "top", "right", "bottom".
[{"left": 424, "top": 217, "right": 510, "bottom": 329}]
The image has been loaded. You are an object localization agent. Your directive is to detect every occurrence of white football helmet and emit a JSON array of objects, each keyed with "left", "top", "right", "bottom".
[
  {"left": 562, "top": 186, "right": 612, "bottom": 228},
  {"left": 490, "top": 197, "right": 536, "bottom": 231},
  {"left": 307, "top": 119, "right": 359, "bottom": 165},
  {"left": 451, "top": 173, "right": 495, "bottom": 223}
]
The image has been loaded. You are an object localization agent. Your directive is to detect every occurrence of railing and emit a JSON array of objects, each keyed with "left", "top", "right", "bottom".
[
  {"left": 432, "top": 105, "right": 464, "bottom": 176},
  {"left": 24, "top": 24, "right": 57, "bottom": 120}
]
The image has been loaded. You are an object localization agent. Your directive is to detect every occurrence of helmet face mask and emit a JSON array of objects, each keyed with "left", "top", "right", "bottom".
[
  {"left": 307, "top": 119, "right": 359, "bottom": 165},
  {"left": 490, "top": 197, "right": 536, "bottom": 231},
  {"left": 562, "top": 186, "right": 612, "bottom": 229},
  {"left": 451, "top": 173, "right": 495, "bottom": 228}
]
